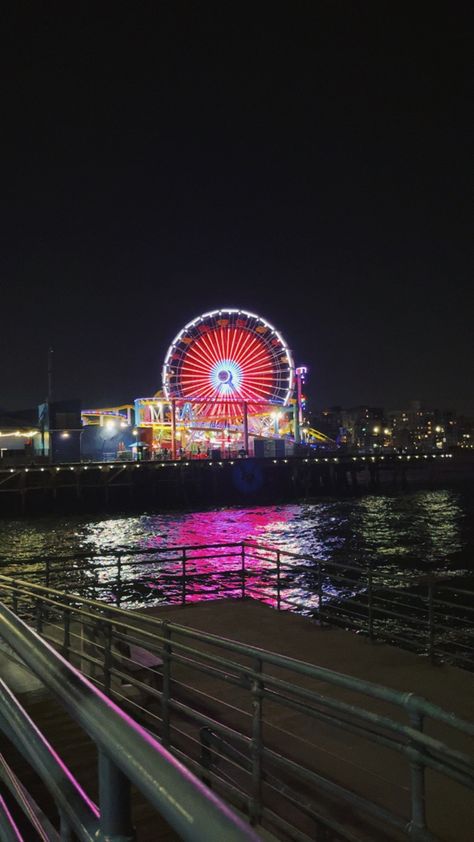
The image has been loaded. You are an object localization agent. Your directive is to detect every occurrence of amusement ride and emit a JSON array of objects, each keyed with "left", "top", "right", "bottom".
[{"left": 82, "top": 309, "right": 330, "bottom": 458}]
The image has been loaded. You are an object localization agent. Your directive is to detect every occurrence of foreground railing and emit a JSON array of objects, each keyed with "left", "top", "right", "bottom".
[
  {"left": 1, "top": 540, "right": 473, "bottom": 668},
  {"left": 0, "top": 600, "right": 260, "bottom": 841},
  {"left": 0, "top": 578, "right": 473, "bottom": 841}
]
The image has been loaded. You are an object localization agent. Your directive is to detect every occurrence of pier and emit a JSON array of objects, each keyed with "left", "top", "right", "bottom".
[{"left": 0, "top": 451, "right": 469, "bottom": 516}]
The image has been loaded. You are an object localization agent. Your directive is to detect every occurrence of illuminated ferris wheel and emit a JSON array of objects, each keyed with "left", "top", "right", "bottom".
[{"left": 162, "top": 309, "right": 294, "bottom": 417}]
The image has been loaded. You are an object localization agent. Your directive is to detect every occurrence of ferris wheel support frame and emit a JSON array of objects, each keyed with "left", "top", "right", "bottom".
[{"left": 168, "top": 396, "right": 251, "bottom": 459}]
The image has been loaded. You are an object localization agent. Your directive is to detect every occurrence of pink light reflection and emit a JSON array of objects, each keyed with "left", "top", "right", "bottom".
[
  {"left": 142, "top": 505, "right": 296, "bottom": 550},
  {"left": 136, "top": 506, "right": 299, "bottom": 610}
]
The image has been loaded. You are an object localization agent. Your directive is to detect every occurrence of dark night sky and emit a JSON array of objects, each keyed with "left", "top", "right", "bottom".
[{"left": 1, "top": 5, "right": 472, "bottom": 414}]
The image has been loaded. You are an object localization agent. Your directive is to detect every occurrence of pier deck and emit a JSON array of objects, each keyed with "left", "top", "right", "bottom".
[{"left": 140, "top": 599, "right": 474, "bottom": 842}]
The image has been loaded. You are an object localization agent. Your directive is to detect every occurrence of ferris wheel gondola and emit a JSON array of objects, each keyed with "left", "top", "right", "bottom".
[{"left": 162, "top": 309, "right": 294, "bottom": 418}]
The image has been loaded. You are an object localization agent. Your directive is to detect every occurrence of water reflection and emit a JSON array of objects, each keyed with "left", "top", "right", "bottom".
[{"left": 0, "top": 491, "right": 471, "bottom": 608}]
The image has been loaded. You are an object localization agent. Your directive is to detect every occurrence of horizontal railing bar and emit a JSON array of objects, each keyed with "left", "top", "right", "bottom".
[
  {"left": 438, "top": 586, "right": 474, "bottom": 597},
  {"left": 0, "top": 677, "right": 100, "bottom": 841},
  {"left": 0, "top": 751, "right": 61, "bottom": 842},
  {"left": 0, "top": 795, "right": 24, "bottom": 842},
  {"left": 432, "top": 598, "right": 474, "bottom": 614},
  {"left": 430, "top": 647, "right": 473, "bottom": 664},
  {"left": 169, "top": 696, "right": 253, "bottom": 749},
  {"left": 261, "top": 800, "right": 357, "bottom": 842},
  {"left": 264, "top": 688, "right": 474, "bottom": 782},
  {"left": 4, "top": 555, "right": 471, "bottom": 626},
  {"left": 2, "top": 538, "right": 473, "bottom": 598},
  {"left": 319, "top": 603, "right": 369, "bottom": 619},
  {"left": 0, "top": 541, "right": 244, "bottom": 567},
  {"left": 0, "top": 602, "right": 260, "bottom": 842},
  {"left": 1, "top": 575, "right": 473, "bottom": 736},
  {"left": 430, "top": 637, "right": 474, "bottom": 652},
  {"left": 261, "top": 742, "right": 407, "bottom": 833}
]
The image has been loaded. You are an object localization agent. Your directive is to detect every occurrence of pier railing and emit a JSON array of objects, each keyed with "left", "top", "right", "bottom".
[
  {"left": 0, "top": 600, "right": 260, "bottom": 842},
  {"left": 1, "top": 540, "right": 473, "bottom": 669},
  {"left": 0, "top": 581, "right": 473, "bottom": 841}
]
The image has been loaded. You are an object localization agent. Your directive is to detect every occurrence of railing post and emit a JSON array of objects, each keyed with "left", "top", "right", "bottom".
[
  {"left": 62, "top": 608, "right": 71, "bottom": 660},
  {"left": 241, "top": 543, "right": 246, "bottom": 599},
  {"left": 36, "top": 598, "right": 43, "bottom": 634},
  {"left": 98, "top": 750, "right": 135, "bottom": 841},
  {"left": 116, "top": 553, "right": 122, "bottom": 607},
  {"left": 317, "top": 563, "right": 324, "bottom": 624},
  {"left": 428, "top": 581, "right": 435, "bottom": 663},
  {"left": 161, "top": 623, "right": 171, "bottom": 748},
  {"left": 408, "top": 710, "right": 427, "bottom": 838},
  {"left": 93, "top": 567, "right": 98, "bottom": 601},
  {"left": 276, "top": 550, "right": 281, "bottom": 611},
  {"left": 103, "top": 623, "right": 113, "bottom": 696},
  {"left": 181, "top": 549, "right": 187, "bottom": 605},
  {"left": 200, "top": 726, "right": 214, "bottom": 789},
  {"left": 59, "top": 810, "right": 73, "bottom": 841},
  {"left": 367, "top": 563, "right": 374, "bottom": 640},
  {"left": 250, "top": 658, "right": 263, "bottom": 826},
  {"left": 45, "top": 557, "right": 51, "bottom": 589}
]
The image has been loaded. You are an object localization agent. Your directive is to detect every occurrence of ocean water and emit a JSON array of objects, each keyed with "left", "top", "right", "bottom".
[{"left": 0, "top": 488, "right": 472, "bottom": 582}]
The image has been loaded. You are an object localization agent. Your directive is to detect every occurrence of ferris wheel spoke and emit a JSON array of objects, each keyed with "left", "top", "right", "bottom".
[
  {"left": 184, "top": 345, "right": 217, "bottom": 369},
  {"left": 234, "top": 336, "right": 270, "bottom": 370},
  {"left": 207, "top": 327, "right": 231, "bottom": 365},
  {"left": 231, "top": 331, "right": 259, "bottom": 367},
  {"left": 187, "top": 337, "right": 220, "bottom": 370},
  {"left": 227, "top": 327, "right": 247, "bottom": 369},
  {"left": 241, "top": 360, "right": 274, "bottom": 377},
  {"left": 224, "top": 326, "right": 233, "bottom": 360},
  {"left": 216, "top": 325, "right": 228, "bottom": 363},
  {"left": 229, "top": 328, "right": 243, "bottom": 363},
  {"left": 193, "top": 332, "right": 221, "bottom": 367},
  {"left": 239, "top": 382, "right": 271, "bottom": 400}
]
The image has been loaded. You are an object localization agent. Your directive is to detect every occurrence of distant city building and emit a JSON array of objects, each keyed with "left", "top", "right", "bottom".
[{"left": 312, "top": 401, "right": 473, "bottom": 454}]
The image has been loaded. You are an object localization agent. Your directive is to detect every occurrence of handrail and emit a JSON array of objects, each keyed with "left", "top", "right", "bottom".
[
  {"left": 0, "top": 793, "right": 22, "bottom": 842},
  {"left": 0, "top": 750, "right": 60, "bottom": 841},
  {"left": 0, "top": 601, "right": 260, "bottom": 841},
  {"left": 0, "top": 677, "right": 99, "bottom": 840},
  {"left": 0, "top": 572, "right": 472, "bottom": 736},
  {"left": 0, "top": 539, "right": 243, "bottom": 565},
  {"left": 1, "top": 579, "right": 473, "bottom": 841},
  {"left": 0, "top": 537, "right": 467, "bottom": 592},
  {"left": 1, "top": 538, "right": 472, "bottom": 671}
]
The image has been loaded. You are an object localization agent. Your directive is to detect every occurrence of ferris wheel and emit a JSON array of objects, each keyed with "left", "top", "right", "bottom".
[{"left": 162, "top": 309, "right": 294, "bottom": 416}]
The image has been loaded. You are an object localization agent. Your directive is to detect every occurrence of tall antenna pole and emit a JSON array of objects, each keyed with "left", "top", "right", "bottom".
[
  {"left": 295, "top": 366, "right": 308, "bottom": 444},
  {"left": 48, "top": 346, "right": 54, "bottom": 404}
]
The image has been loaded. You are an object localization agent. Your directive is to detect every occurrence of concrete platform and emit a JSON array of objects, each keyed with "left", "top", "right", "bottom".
[
  {"left": 143, "top": 599, "right": 474, "bottom": 720},
  {"left": 139, "top": 599, "right": 474, "bottom": 842}
]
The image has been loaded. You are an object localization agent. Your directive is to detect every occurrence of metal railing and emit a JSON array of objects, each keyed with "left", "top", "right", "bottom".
[
  {"left": 0, "top": 578, "right": 473, "bottom": 841},
  {"left": 1, "top": 540, "right": 472, "bottom": 668},
  {"left": 0, "top": 600, "right": 261, "bottom": 841}
]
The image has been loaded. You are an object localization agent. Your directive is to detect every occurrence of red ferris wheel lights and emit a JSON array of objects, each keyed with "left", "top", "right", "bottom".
[{"left": 163, "top": 309, "right": 295, "bottom": 411}]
